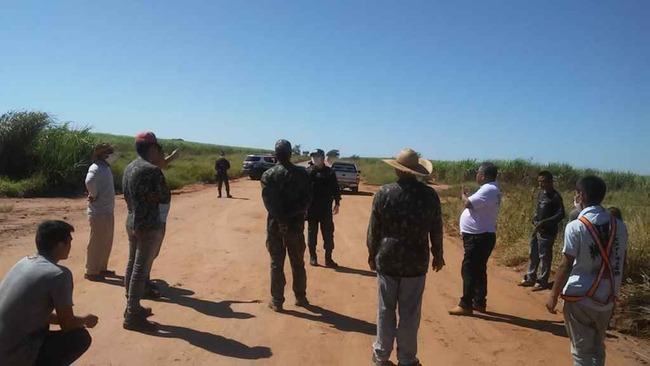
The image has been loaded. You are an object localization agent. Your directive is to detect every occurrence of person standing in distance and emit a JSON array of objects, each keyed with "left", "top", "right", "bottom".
[{"left": 214, "top": 151, "right": 232, "bottom": 198}]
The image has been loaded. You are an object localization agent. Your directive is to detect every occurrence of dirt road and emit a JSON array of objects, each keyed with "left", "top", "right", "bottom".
[{"left": 0, "top": 179, "right": 646, "bottom": 365}]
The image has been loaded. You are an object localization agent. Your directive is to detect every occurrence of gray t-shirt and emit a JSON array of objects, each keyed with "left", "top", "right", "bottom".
[{"left": 0, "top": 256, "right": 74, "bottom": 366}]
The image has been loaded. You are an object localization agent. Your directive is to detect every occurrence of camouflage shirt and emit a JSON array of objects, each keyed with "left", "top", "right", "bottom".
[
  {"left": 123, "top": 157, "right": 171, "bottom": 231},
  {"left": 261, "top": 162, "right": 312, "bottom": 232},
  {"left": 306, "top": 165, "right": 341, "bottom": 218},
  {"left": 367, "top": 177, "right": 444, "bottom": 277}
]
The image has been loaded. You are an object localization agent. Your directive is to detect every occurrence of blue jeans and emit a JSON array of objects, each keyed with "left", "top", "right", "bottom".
[
  {"left": 373, "top": 274, "right": 426, "bottom": 365},
  {"left": 124, "top": 226, "right": 164, "bottom": 316}
]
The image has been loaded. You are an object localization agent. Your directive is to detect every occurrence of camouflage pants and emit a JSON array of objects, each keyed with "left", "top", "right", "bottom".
[{"left": 266, "top": 218, "right": 307, "bottom": 305}]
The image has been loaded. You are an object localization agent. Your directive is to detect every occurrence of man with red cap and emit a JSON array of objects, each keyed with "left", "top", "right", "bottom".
[{"left": 121, "top": 131, "right": 173, "bottom": 332}]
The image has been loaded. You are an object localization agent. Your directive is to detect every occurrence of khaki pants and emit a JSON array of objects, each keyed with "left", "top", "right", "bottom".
[
  {"left": 563, "top": 301, "right": 614, "bottom": 366},
  {"left": 85, "top": 214, "right": 114, "bottom": 275}
]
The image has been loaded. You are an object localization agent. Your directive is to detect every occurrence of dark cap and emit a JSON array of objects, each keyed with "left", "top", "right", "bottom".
[
  {"left": 275, "top": 139, "right": 292, "bottom": 155},
  {"left": 135, "top": 131, "right": 158, "bottom": 144},
  {"left": 309, "top": 149, "right": 325, "bottom": 157}
]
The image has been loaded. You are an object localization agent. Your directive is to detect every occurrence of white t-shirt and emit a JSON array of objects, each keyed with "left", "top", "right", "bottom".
[
  {"left": 459, "top": 182, "right": 501, "bottom": 234},
  {"left": 562, "top": 206, "right": 628, "bottom": 312}
]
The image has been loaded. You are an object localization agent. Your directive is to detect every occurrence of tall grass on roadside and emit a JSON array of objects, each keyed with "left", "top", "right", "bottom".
[
  {"left": 356, "top": 157, "right": 650, "bottom": 192},
  {"left": 0, "top": 111, "right": 96, "bottom": 197},
  {"left": 0, "top": 111, "right": 51, "bottom": 179},
  {"left": 32, "top": 123, "right": 95, "bottom": 191}
]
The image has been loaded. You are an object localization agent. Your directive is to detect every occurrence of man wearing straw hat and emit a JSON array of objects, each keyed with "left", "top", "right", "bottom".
[
  {"left": 84, "top": 142, "right": 117, "bottom": 282},
  {"left": 367, "top": 148, "right": 445, "bottom": 366}
]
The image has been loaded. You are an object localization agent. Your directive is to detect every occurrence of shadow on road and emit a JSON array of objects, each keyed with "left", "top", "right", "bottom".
[
  {"left": 152, "top": 280, "right": 260, "bottom": 319},
  {"left": 473, "top": 311, "right": 567, "bottom": 337},
  {"left": 152, "top": 324, "right": 273, "bottom": 360},
  {"left": 335, "top": 266, "right": 377, "bottom": 278},
  {"left": 341, "top": 190, "right": 374, "bottom": 197},
  {"left": 284, "top": 304, "right": 376, "bottom": 336}
]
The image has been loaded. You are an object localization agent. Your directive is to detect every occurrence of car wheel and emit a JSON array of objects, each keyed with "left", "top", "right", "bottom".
[{"left": 351, "top": 187, "right": 359, "bottom": 193}]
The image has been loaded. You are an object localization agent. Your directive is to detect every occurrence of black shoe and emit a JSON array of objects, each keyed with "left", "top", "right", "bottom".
[
  {"left": 325, "top": 257, "right": 338, "bottom": 268},
  {"left": 99, "top": 270, "right": 117, "bottom": 277},
  {"left": 84, "top": 273, "right": 105, "bottom": 282},
  {"left": 309, "top": 256, "right": 318, "bottom": 266},
  {"left": 227, "top": 194, "right": 233, "bottom": 198},
  {"left": 325, "top": 252, "right": 338, "bottom": 268},
  {"left": 123, "top": 315, "right": 158, "bottom": 333},
  {"left": 268, "top": 301, "right": 283, "bottom": 313},
  {"left": 295, "top": 297, "right": 310, "bottom": 307},
  {"left": 123, "top": 306, "right": 153, "bottom": 319}
]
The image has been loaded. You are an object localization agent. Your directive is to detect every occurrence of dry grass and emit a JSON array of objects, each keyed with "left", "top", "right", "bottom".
[{"left": 0, "top": 203, "right": 14, "bottom": 213}]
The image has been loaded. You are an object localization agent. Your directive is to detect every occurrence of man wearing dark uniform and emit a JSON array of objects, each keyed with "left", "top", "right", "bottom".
[
  {"left": 214, "top": 151, "right": 232, "bottom": 198},
  {"left": 306, "top": 149, "right": 341, "bottom": 268},
  {"left": 261, "top": 140, "right": 312, "bottom": 312}
]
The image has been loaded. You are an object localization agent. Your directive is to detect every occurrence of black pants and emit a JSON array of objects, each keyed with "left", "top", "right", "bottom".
[
  {"left": 34, "top": 328, "right": 92, "bottom": 366},
  {"left": 307, "top": 209, "right": 335, "bottom": 252},
  {"left": 459, "top": 232, "right": 496, "bottom": 309},
  {"left": 266, "top": 218, "right": 307, "bottom": 305},
  {"left": 217, "top": 174, "right": 230, "bottom": 196}
]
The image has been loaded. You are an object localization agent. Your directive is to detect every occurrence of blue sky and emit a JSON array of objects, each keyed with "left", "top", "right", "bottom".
[{"left": 1, "top": 1, "right": 648, "bottom": 174}]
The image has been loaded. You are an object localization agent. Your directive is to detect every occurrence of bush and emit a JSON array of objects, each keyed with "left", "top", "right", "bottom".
[
  {"left": 0, "top": 111, "right": 96, "bottom": 196},
  {"left": 0, "top": 111, "right": 51, "bottom": 179}
]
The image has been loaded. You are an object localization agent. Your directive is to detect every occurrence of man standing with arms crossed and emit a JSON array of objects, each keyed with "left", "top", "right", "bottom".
[
  {"left": 84, "top": 142, "right": 117, "bottom": 281},
  {"left": 449, "top": 162, "right": 501, "bottom": 316},
  {"left": 261, "top": 140, "right": 312, "bottom": 312},
  {"left": 306, "top": 148, "right": 341, "bottom": 267},
  {"left": 546, "top": 176, "right": 628, "bottom": 366},
  {"left": 368, "top": 148, "right": 444, "bottom": 366},
  {"left": 519, "top": 171, "right": 566, "bottom": 291}
]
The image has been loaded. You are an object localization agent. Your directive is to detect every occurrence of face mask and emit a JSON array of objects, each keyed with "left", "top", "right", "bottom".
[
  {"left": 311, "top": 157, "right": 324, "bottom": 166},
  {"left": 105, "top": 153, "right": 117, "bottom": 164}
]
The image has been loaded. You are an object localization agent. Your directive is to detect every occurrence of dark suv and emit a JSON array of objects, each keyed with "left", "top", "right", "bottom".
[{"left": 242, "top": 154, "right": 276, "bottom": 180}]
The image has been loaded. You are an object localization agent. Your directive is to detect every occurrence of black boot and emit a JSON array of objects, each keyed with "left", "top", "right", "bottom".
[
  {"left": 325, "top": 251, "right": 338, "bottom": 268},
  {"left": 309, "top": 248, "right": 318, "bottom": 266}
]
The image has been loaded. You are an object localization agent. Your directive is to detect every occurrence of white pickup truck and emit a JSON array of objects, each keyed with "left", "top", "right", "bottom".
[{"left": 331, "top": 162, "right": 360, "bottom": 192}]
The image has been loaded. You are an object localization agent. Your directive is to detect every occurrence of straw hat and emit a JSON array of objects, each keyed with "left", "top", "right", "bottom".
[{"left": 383, "top": 148, "right": 433, "bottom": 177}]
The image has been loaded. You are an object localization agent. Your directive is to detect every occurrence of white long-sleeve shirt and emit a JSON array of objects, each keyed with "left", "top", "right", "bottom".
[{"left": 85, "top": 161, "right": 115, "bottom": 216}]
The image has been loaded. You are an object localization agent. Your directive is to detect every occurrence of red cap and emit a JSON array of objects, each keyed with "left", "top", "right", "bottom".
[{"left": 135, "top": 131, "right": 158, "bottom": 144}]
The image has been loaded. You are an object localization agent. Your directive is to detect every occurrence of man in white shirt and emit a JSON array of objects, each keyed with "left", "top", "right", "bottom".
[
  {"left": 449, "top": 163, "right": 501, "bottom": 316},
  {"left": 546, "top": 176, "right": 628, "bottom": 366},
  {"left": 84, "top": 142, "right": 117, "bottom": 281}
]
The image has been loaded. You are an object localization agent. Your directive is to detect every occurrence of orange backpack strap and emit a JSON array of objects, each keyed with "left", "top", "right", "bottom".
[{"left": 561, "top": 215, "right": 618, "bottom": 305}]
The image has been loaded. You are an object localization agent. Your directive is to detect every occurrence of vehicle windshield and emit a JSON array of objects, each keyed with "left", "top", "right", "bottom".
[
  {"left": 245, "top": 156, "right": 261, "bottom": 162},
  {"left": 332, "top": 163, "right": 357, "bottom": 172}
]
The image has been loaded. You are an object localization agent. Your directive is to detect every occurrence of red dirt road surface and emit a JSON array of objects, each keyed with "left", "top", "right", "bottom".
[{"left": 0, "top": 179, "right": 647, "bottom": 365}]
